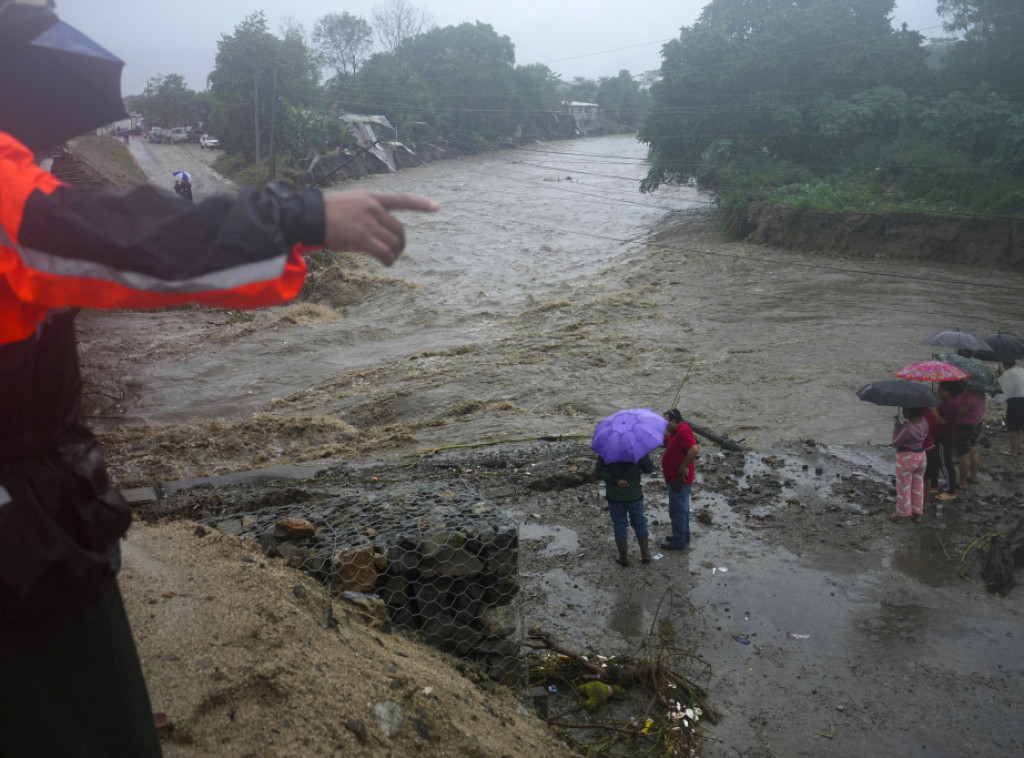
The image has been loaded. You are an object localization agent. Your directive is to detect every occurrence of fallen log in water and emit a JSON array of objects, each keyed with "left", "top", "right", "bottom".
[{"left": 682, "top": 418, "right": 744, "bottom": 452}]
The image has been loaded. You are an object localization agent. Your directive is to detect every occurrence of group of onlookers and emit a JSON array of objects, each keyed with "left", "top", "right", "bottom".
[
  {"left": 595, "top": 409, "right": 699, "bottom": 566},
  {"left": 890, "top": 360, "right": 1024, "bottom": 524}
]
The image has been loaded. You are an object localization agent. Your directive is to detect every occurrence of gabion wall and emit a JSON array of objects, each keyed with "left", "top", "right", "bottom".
[{"left": 206, "top": 484, "right": 523, "bottom": 685}]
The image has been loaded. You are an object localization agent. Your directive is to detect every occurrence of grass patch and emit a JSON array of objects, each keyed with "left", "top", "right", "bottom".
[
  {"left": 211, "top": 154, "right": 311, "bottom": 189},
  {"left": 74, "top": 135, "right": 148, "bottom": 183}
]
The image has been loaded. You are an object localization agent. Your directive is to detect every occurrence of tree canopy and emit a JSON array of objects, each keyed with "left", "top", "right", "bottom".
[
  {"left": 313, "top": 12, "right": 374, "bottom": 81},
  {"left": 936, "top": 0, "right": 1024, "bottom": 96},
  {"left": 134, "top": 74, "right": 207, "bottom": 128},
  {"left": 639, "top": 0, "right": 930, "bottom": 192}
]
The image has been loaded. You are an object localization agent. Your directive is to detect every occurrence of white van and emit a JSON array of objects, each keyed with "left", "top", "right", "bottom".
[{"left": 171, "top": 127, "right": 189, "bottom": 143}]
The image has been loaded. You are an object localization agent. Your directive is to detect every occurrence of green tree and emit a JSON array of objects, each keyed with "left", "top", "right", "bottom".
[
  {"left": 136, "top": 74, "right": 202, "bottom": 128},
  {"left": 313, "top": 12, "right": 374, "bottom": 81},
  {"left": 564, "top": 77, "right": 598, "bottom": 104},
  {"left": 209, "top": 13, "right": 321, "bottom": 165},
  {"left": 936, "top": 0, "right": 1024, "bottom": 96},
  {"left": 639, "top": 0, "right": 931, "bottom": 192},
  {"left": 394, "top": 21, "right": 517, "bottom": 143},
  {"left": 596, "top": 70, "right": 649, "bottom": 126},
  {"left": 512, "top": 63, "right": 563, "bottom": 139}
]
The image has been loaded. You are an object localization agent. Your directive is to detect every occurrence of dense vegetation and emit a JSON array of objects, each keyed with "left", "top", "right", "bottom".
[{"left": 639, "top": 0, "right": 1024, "bottom": 219}]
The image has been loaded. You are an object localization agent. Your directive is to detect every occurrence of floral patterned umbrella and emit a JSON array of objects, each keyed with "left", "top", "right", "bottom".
[{"left": 894, "top": 361, "right": 971, "bottom": 382}]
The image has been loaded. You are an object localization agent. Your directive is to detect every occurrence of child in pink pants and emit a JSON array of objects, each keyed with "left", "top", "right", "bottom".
[{"left": 891, "top": 407, "right": 928, "bottom": 523}]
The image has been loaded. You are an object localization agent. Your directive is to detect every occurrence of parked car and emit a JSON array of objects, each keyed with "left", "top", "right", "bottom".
[
  {"left": 170, "top": 127, "right": 189, "bottom": 143},
  {"left": 199, "top": 134, "right": 220, "bottom": 150}
]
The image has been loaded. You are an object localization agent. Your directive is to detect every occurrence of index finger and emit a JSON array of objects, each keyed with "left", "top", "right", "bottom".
[{"left": 373, "top": 193, "right": 440, "bottom": 213}]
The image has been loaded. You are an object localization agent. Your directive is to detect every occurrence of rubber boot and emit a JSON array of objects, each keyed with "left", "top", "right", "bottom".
[
  {"left": 615, "top": 541, "right": 629, "bottom": 567},
  {"left": 638, "top": 536, "right": 651, "bottom": 565}
]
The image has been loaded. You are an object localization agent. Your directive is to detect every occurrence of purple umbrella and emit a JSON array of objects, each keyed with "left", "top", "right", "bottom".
[{"left": 591, "top": 408, "right": 668, "bottom": 464}]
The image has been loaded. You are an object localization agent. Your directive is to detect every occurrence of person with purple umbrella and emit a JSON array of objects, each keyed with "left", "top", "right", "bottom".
[
  {"left": 591, "top": 408, "right": 667, "bottom": 567},
  {"left": 596, "top": 453, "right": 655, "bottom": 566}
]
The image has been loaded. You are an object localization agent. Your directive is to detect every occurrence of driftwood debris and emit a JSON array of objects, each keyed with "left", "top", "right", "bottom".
[
  {"left": 524, "top": 628, "right": 719, "bottom": 725},
  {"left": 682, "top": 418, "right": 744, "bottom": 452}
]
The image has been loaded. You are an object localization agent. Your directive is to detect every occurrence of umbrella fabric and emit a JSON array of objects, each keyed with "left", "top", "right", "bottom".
[
  {"left": 981, "top": 333, "right": 1024, "bottom": 363},
  {"left": 936, "top": 353, "right": 1002, "bottom": 395},
  {"left": 591, "top": 408, "right": 668, "bottom": 464},
  {"left": 920, "top": 330, "right": 990, "bottom": 353},
  {"left": 857, "top": 380, "right": 941, "bottom": 408},
  {"left": 173, "top": 170, "right": 192, "bottom": 182},
  {"left": 0, "top": 20, "right": 127, "bottom": 151},
  {"left": 894, "top": 361, "right": 970, "bottom": 382}
]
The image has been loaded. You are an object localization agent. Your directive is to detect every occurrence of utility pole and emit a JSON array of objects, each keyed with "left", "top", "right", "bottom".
[
  {"left": 268, "top": 66, "right": 278, "bottom": 180},
  {"left": 254, "top": 70, "right": 261, "bottom": 165}
]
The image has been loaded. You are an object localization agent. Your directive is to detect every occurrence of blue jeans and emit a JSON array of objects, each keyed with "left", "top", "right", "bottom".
[
  {"left": 666, "top": 482, "right": 691, "bottom": 547},
  {"left": 607, "top": 499, "right": 648, "bottom": 542}
]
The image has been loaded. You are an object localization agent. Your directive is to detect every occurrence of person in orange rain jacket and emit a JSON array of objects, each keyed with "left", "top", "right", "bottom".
[{"left": 0, "top": 8, "right": 436, "bottom": 754}]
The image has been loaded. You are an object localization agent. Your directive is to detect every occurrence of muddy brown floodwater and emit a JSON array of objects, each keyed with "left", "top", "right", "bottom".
[
  {"left": 80, "top": 135, "right": 1024, "bottom": 757},
  {"left": 93, "top": 136, "right": 1024, "bottom": 456}
]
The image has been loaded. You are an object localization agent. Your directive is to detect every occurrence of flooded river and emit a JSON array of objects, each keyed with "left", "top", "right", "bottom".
[{"left": 94, "top": 135, "right": 1023, "bottom": 470}]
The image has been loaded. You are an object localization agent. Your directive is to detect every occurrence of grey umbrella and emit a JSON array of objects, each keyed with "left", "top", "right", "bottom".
[
  {"left": 920, "top": 330, "right": 990, "bottom": 354},
  {"left": 978, "top": 333, "right": 1024, "bottom": 363}
]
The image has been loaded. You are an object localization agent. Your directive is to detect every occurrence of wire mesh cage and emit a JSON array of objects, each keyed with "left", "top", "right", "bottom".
[{"left": 204, "top": 483, "right": 524, "bottom": 686}]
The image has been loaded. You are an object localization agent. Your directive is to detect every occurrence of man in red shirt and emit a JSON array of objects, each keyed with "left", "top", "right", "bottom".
[{"left": 661, "top": 409, "right": 699, "bottom": 550}]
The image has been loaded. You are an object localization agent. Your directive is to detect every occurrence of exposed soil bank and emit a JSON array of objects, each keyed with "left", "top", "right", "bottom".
[{"left": 740, "top": 201, "right": 1024, "bottom": 269}]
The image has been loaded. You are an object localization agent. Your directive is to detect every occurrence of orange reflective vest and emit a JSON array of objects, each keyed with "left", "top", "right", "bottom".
[{"left": 0, "top": 131, "right": 311, "bottom": 345}]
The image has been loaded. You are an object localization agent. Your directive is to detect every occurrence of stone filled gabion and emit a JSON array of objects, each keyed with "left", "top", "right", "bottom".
[{"left": 205, "top": 484, "right": 523, "bottom": 685}]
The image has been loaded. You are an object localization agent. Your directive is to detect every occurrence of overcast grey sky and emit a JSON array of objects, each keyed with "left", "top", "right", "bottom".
[{"left": 57, "top": 0, "right": 947, "bottom": 96}]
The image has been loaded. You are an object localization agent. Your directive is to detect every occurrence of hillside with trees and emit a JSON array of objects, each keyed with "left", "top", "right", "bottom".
[{"left": 639, "top": 0, "right": 1024, "bottom": 223}]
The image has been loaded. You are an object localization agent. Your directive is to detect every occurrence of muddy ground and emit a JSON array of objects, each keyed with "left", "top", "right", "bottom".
[{"left": 132, "top": 427, "right": 1024, "bottom": 758}]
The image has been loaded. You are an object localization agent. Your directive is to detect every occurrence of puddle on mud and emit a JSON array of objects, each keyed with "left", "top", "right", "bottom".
[
  {"left": 524, "top": 568, "right": 613, "bottom": 623},
  {"left": 685, "top": 532, "right": 874, "bottom": 660},
  {"left": 519, "top": 523, "right": 580, "bottom": 556},
  {"left": 607, "top": 585, "right": 692, "bottom": 644},
  {"left": 890, "top": 529, "right": 963, "bottom": 588}
]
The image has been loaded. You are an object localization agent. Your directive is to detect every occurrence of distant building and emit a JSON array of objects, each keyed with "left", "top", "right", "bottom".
[
  {"left": 566, "top": 101, "right": 600, "bottom": 129},
  {"left": 633, "top": 70, "right": 661, "bottom": 92}
]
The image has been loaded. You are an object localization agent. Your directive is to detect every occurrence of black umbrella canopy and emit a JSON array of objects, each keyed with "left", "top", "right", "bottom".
[
  {"left": 920, "top": 330, "right": 990, "bottom": 354},
  {"left": 979, "top": 333, "right": 1024, "bottom": 363},
  {"left": 0, "top": 15, "right": 126, "bottom": 151},
  {"left": 857, "top": 380, "right": 941, "bottom": 408}
]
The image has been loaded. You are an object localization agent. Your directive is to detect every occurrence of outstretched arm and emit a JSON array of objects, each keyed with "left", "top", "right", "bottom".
[{"left": 323, "top": 191, "right": 439, "bottom": 267}]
